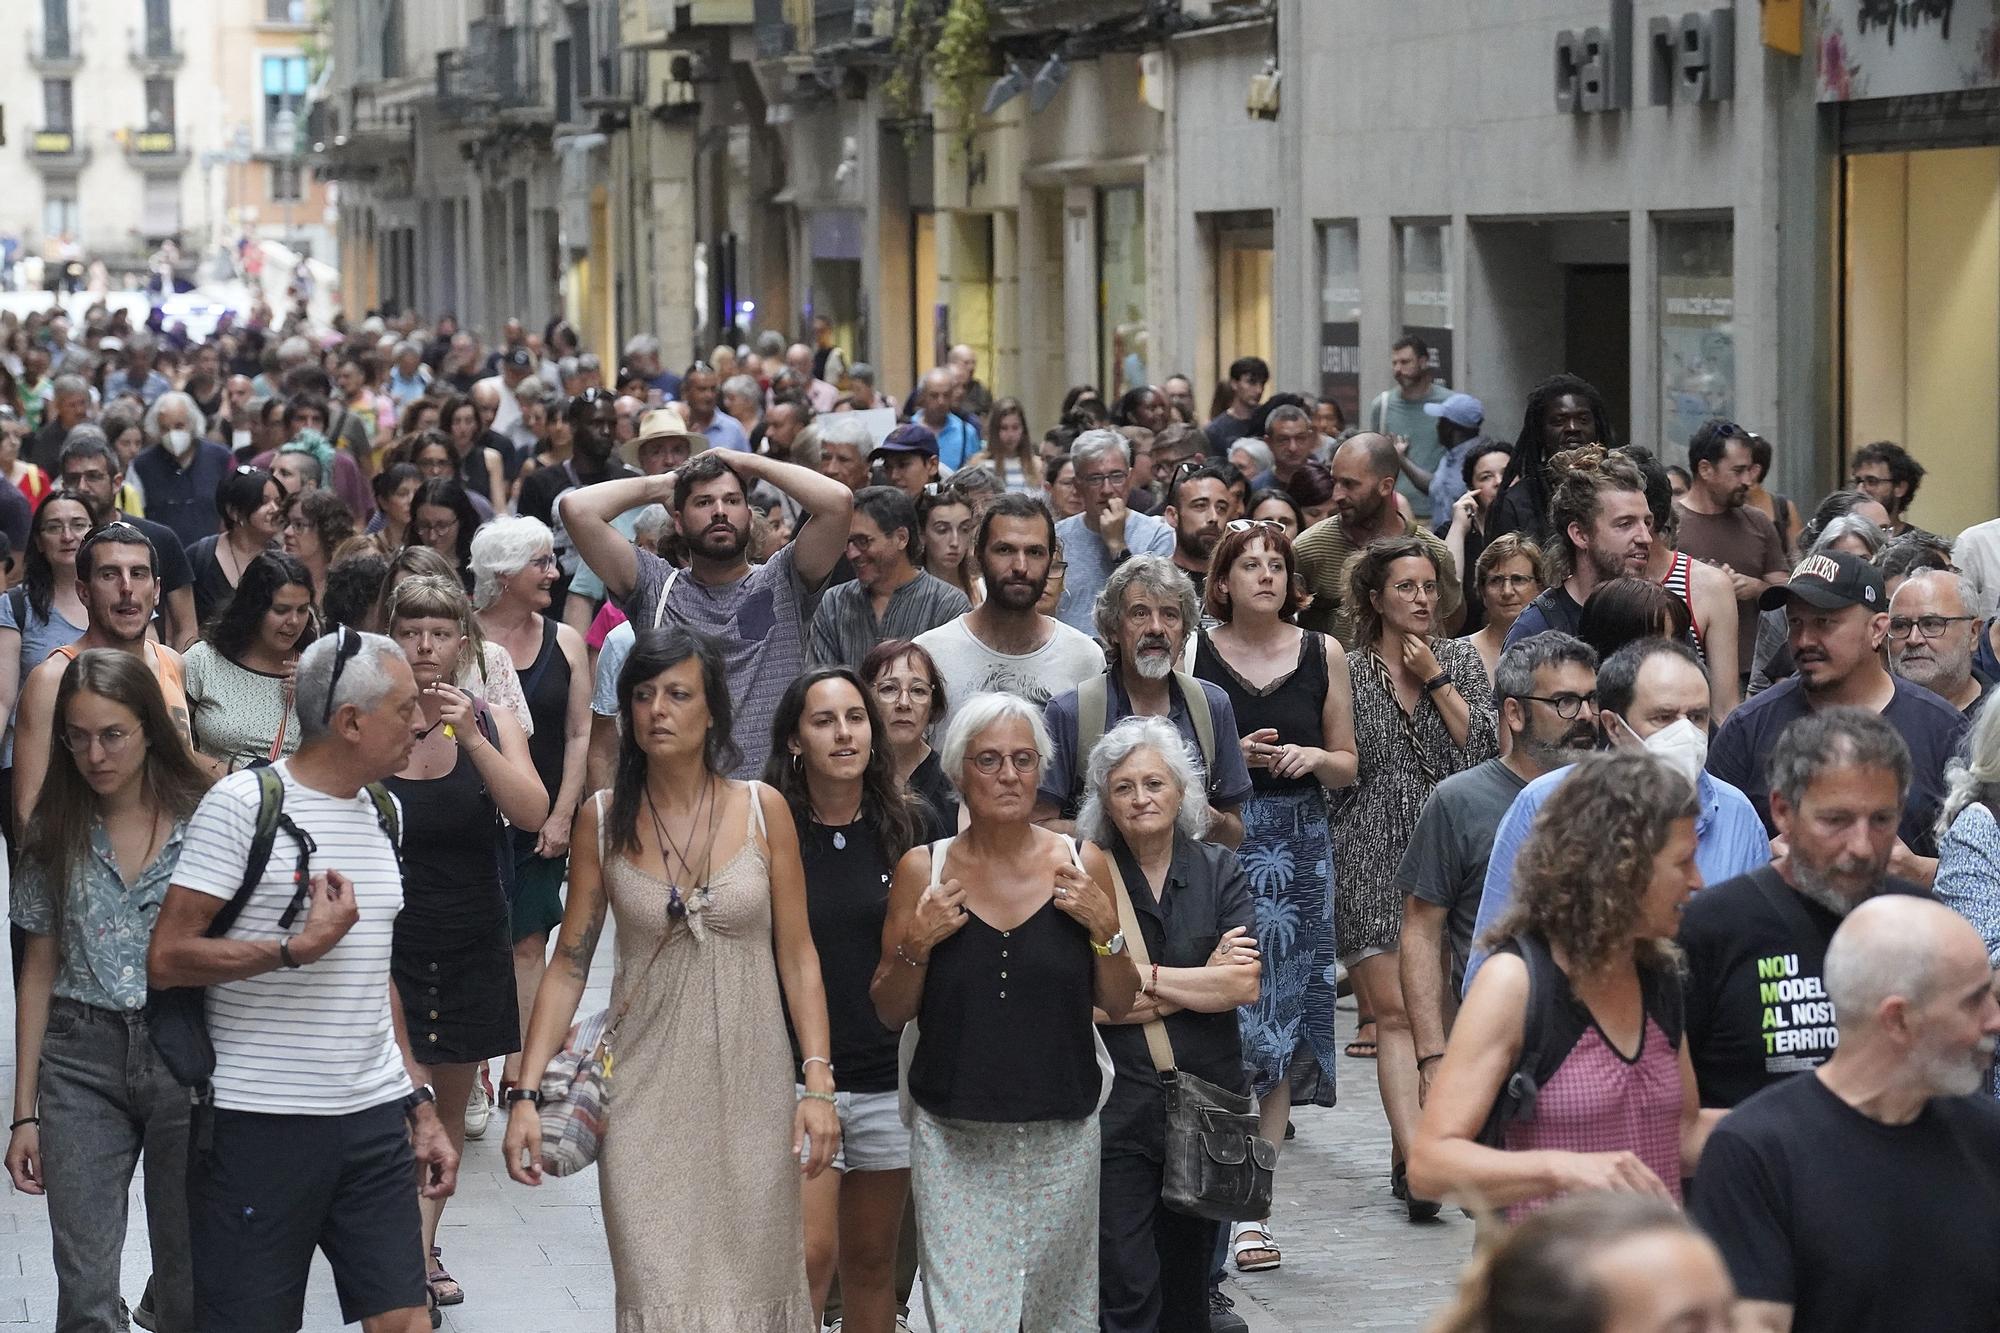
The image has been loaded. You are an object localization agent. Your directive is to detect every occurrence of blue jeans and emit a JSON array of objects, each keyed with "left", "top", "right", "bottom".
[{"left": 37, "top": 998, "right": 194, "bottom": 1333}]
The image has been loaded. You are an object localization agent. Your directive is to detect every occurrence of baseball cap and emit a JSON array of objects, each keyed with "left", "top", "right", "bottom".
[
  {"left": 1423, "top": 393, "right": 1484, "bottom": 430},
  {"left": 1760, "top": 549, "right": 1885, "bottom": 612},
  {"left": 504, "top": 346, "right": 534, "bottom": 370},
  {"left": 870, "top": 422, "right": 938, "bottom": 462}
]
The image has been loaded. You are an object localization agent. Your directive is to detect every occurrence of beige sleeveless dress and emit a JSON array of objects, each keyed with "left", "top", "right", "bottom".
[{"left": 594, "top": 781, "right": 813, "bottom": 1332}]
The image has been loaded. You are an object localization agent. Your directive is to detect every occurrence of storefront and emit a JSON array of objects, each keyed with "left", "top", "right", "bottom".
[{"left": 1823, "top": 0, "right": 2000, "bottom": 537}]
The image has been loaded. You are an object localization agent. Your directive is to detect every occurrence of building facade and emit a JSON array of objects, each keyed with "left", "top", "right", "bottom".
[{"left": 0, "top": 0, "right": 222, "bottom": 274}]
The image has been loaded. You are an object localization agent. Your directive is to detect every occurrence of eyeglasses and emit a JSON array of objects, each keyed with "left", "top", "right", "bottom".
[
  {"left": 1226, "top": 518, "right": 1286, "bottom": 536},
  {"left": 1850, "top": 473, "right": 1894, "bottom": 489},
  {"left": 969, "top": 748, "right": 1040, "bottom": 775},
  {"left": 61, "top": 725, "right": 139, "bottom": 756},
  {"left": 1888, "top": 614, "right": 1977, "bottom": 641},
  {"left": 415, "top": 520, "right": 459, "bottom": 539},
  {"left": 524, "top": 554, "right": 557, "bottom": 570},
  {"left": 322, "top": 628, "right": 363, "bottom": 724},
  {"left": 1518, "top": 691, "right": 1597, "bottom": 720},
  {"left": 37, "top": 518, "right": 92, "bottom": 537},
  {"left": 1078, "top": 469, "right": 1129, "bottom": 491},
  {"left": 871, "top": 680, "right": 935, "bottom": 705},
  {"left": 1389, "top": 579, "right": 1441, "bottom": 599},
  {"left": 1483, "top": 573, "right": 1540, "bottom": 590}
]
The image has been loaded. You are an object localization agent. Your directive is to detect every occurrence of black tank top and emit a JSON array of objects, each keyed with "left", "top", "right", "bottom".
[
  {"left": 1193, "top": 628, "right": 1330, "bottom": 792},
  {"left": 908, "top": 838, "right": 1099, "bottom": 1122},
  {"left": 517, "top": 617, "right": 570, "bottom": 795},
  {"left": 386, "top": 728, "right": 506, "bottom": 944}
]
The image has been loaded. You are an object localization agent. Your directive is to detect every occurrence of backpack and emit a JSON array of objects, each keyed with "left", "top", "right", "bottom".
[
  {"left": 1474, "top": 932, "right": 1683, "bottom": 1147},
  {"left": 1068, "top": 670, "right": 1216, "bottom": 814},
  {"left": 145, "top": 768, "right": 401, "bottom": 1139}
]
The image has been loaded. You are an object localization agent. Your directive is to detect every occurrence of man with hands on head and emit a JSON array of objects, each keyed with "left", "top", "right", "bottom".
[
  {"left": 559, "top": 441, "right": 853, "bottom": 777},
  {"left": 146, "top": 629, "right": 455, "bottom": 1333}
]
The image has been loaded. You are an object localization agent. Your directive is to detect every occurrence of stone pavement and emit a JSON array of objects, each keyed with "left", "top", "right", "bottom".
[{"left": 0, "top": 924, "right": 1474, "bottom": 1330}]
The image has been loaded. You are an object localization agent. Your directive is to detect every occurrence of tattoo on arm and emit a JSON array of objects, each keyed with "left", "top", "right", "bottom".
[{"left": 560, "top": 905, "right": 605, "bottom": 982}]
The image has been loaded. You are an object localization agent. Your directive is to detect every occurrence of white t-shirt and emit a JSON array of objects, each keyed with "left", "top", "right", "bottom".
[
  {"left": 914, "top": 616, "right": 1107, "bottom": 734},
  {"left": 173, "top": 762, "right": 410, "bottom": 1115}
]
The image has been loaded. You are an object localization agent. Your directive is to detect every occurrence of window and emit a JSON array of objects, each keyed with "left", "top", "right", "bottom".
[
  {"left": 262, "top": 55, "right": 309, "bottom": 150},
  {"left": 270, "top": 161, "right": 302, "bottom": 203},
  {"left": 1395, "top": 220, "right": 1453, "bottom": 385},
  {"left": 144, "top": 79, "right": 176, "bottom": 131},
  {"left": 1657, "top": 217, "right": 1735, "bottom": 460},
  {"left": 380, "top": 0, "right": 404, "bottom": 79},
  {"left": 42, "top": 0, "right": 71, "bottom": 58},
  {"left": 1317, "top": 221, "right": 1362, "bottom": 429},
  {"left": 144, "top": 0, "right": 173, "bottom": 56},
  {"left": 567, "top": 4, "right": 594, "bottom": 103},
  {"left": 1098, "top": 185, "right": 1148, "bottom": 398},
  {"left": 264, "top": 0, "right": 306, "bottom": 21},
  {"left": 43, "top": 78, "right": 73, "bottom": 131},
  {"left": 42, "top": 190, "right": 79, "bottom": 242},
  {"left": 554, "top": 38, "right": 574, "bottom": 122}
]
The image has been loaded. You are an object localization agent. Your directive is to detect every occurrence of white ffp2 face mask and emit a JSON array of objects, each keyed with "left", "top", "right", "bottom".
[
  {"left": 1641, "top": 717, "right": 1709, "bottom": 786},
  {"left": 165, "top": 428, "right": 193, "bottom": 456}
]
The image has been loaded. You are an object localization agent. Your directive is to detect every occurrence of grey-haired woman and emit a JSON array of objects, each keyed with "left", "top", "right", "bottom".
[
  {"left": 870, "top": 692, "right": 1141, "bottom": 1332},
  {"left": 1081, "top": 716, "right": 1259, "bottom": 1333}
]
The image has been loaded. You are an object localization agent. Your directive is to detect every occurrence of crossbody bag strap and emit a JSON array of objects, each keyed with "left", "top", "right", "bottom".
[
  {"left": 1172, "top": 670, "right": 1215, "bottom": 778},
  {"left": 651, "top": 567, "right": 677, "bottom": 630},
  {"left": 1102, "top": 850, "right": 1177, "bottom": 1075},
  {"left": 597, "top": 789, "right": 674, "bottom": 1045}
]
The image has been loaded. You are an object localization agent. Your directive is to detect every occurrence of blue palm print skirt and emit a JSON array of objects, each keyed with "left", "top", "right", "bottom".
[{"left": 1235, "top": 787, "right": 1338, "bottom": 1105}]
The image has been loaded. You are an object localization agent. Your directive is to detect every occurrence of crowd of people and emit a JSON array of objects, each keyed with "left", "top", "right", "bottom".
[{"left": 1, "top": 299, "right": 1997, "bottom": 1333}]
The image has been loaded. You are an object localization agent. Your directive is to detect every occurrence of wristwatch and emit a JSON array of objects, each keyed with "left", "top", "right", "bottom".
[
  {"left": 402, "top": 1083, "right": 437, "bottom": 1119},
  {"left": 1091, "top": 931, "right": 1128, "bottom": 957},
  {"left": 501, "top": 1087, "right": 543, "bottom": 1108}
]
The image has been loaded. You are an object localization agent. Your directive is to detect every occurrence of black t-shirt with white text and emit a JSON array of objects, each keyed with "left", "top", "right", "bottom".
[
  {"left": 1692, "top": 1073, "right": 2000, "bottom": 1332},
  {"left": 1679, "top": 866, "right": 1928, "bottom": 1108}
]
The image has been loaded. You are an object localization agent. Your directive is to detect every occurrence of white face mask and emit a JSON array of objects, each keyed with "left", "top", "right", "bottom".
[
  {"left": 1639, "top": 716, "right": 1708, "bottom": 786},
  {"left": 164, "top": 428, "right": 193, "bottom": 457}
]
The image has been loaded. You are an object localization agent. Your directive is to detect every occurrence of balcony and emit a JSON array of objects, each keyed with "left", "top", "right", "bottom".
[
  {"left": 130, "top": 26, "right": 185, "bottom": 74},
  {"left": 755, "top": 0, "right": 890, "bottom": 60},
  {"left": 988, "top": 0, "right": 1167, "bottom": 38},
  {"left": 26, "top": 26, "right": 82, "bottom": 74},
  {"left": 28, "top": 127, "right": 90, "bottom": 173},
  {"left": 125, "top": 126, "right": 191, "bottom": 171},
  {"left": 435, "top": 19, "right": 547, "bottom": 124}
]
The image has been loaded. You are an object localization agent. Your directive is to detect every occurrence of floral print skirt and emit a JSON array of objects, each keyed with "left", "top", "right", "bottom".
[
  {"left": 1236, "top": 787, "right": 1340, "bottom": 1105},
  {"left": 910, "top": 1108, "right": 1099, "bottom": 1332}
]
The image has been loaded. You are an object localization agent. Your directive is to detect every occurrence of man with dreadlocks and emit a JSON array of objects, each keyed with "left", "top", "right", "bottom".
[{"left": 1487, "top": 374, "right": 1617, "bottom": 544}]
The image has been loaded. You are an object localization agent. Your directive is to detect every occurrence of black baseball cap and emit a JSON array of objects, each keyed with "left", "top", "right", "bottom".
[
  {"left": 505, "top": 346, "right": 534, "bottom": 370},
  {"left": 1760, "top": 549, "right": 1885, "bottom": 612}
]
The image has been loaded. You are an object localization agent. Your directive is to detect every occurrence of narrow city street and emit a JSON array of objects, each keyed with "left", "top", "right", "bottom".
[{"left": 0, "top": 924, "right": 1471, "bottom": 1331}]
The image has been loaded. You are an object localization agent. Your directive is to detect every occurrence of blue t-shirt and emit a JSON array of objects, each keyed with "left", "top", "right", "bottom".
[
  {"left": 1461, "top": 763, "right": 1769, "bottom": 994},
  {"left": 1708, "top": 673, "right": 1968, "bottom": 858},
  {"left": 1052, "top": 510, "right": 1178, "bottom": 633},
  {"left": 0, "top": 592, "right": 85, "bottom": 766},
  {"left": 1038, "top": 672, "right": 1255, "bottom": 817},
  {"left": 700, "top": 413, "right": 751, "bottom": 453}
]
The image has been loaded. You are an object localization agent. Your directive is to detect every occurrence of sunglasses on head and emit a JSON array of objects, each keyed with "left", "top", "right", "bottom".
[{"left": 321, "top": 628, "right": 364, "bottom": 725}]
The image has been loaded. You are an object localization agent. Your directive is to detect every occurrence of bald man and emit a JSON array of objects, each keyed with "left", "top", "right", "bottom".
[
  {"left": 1692, "top": 896, "right": 2000, "bottom": 1333},
  {"left": 1294, "top": 432, "right": 1463, "bottom": 647},
  {"left": 910, "top": 366, "right": 981, "bottom": 471},
  {"left": 783, "top": 341, "right": 838, "bottom": 415}
]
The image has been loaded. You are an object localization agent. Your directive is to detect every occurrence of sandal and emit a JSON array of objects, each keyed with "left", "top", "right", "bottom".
[
  {"left": 427, "top": 1247, "right": 465, "bottom": 1306},
  {"left": 1231, "top": 1220, "right": 1282, "bottom": 1272},
  {"left": 1346, "top": 1017, "right": 1379, "bottom": 1059}
]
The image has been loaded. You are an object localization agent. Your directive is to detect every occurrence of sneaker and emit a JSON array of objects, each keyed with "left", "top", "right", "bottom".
[
  {"left": 464, "top": 1075, "right": 491, "bottom": 1140},
  {"left": 1209, "top": 1286, "right": 1250, "bottom": 1333},
  {"left": 130, "top": 1278, "right": 158, "bottom": 1332}
]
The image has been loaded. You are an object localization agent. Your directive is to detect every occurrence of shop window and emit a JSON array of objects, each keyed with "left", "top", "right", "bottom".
[
  {"left": 1396, "top": 220, "right": 1453, "bottom": 384},
  {"left": 1656, "top": 217, "right": 1735, "bottom": 461},
  {"left": 1099, "top": 186, "right": 1148, "bottom": 398},
  {"left": 1317, "top": 220, "right": 1361, "bottom": 429}
]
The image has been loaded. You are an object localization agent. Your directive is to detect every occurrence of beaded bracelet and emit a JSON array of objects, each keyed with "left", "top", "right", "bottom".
[{"left": 799, "top": 1090, "right": 837, "bottom": 1105}]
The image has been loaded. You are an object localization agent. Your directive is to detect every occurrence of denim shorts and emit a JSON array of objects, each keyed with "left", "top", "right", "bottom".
[{"left": 797, "top": 1086, "right": 911, "bottom": 1173}]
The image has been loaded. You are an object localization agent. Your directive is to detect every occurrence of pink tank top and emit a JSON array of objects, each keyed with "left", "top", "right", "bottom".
[{"left": 1502, "top": 1014, "right": 1684, "bottom": 1219}]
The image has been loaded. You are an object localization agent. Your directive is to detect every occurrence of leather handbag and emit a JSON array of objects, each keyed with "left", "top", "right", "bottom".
[{"left": 1107, "top": 857, "right": 1275, "bottom": 1222}]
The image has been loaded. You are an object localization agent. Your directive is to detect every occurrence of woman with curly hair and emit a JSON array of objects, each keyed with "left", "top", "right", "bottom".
[
  {"left": 1407, "top": 750, "right": 1707, "bottom": 1221},
  {"left": 1331, "top": 534, "right": 1495, "bottom": 1227},
  {"left": 280, "top": 487, "right": 355, "bottom": 611}
]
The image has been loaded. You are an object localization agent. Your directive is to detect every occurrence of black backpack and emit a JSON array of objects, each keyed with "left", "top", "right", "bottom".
[
  {"left": 145, "top": 769, "right": 401, "bottom": 1128},
  {"left": 1474, "top": 933, "right": 1684, "bottom": 1147}
]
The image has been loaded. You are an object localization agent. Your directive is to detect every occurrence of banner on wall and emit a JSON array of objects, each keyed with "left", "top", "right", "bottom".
[
  {"left": 1816, "top": 0, "right": 2000, "bottom": 101},
  {"left": 1403, "top": 327, "right": 1455, "bottom": 390},
  {"left": 1319, "top": 322, "right": 1361, "bottom": 428},
  {"left": 1659, "top": 277, "right": 1737, "bottom": 461}
]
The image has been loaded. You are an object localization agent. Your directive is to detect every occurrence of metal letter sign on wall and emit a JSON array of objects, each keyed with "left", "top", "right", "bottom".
[
  {"left": 1555, "top": 0, "right": 1633, "bottom": 112},
  {"left": 1559, "top": 1, "right": 1735, "bottom": 112}
]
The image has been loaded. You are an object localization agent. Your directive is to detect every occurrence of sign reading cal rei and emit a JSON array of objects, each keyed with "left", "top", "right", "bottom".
[{"left": 1556, "top": 1, "right": 1735, "bottom": 114}]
